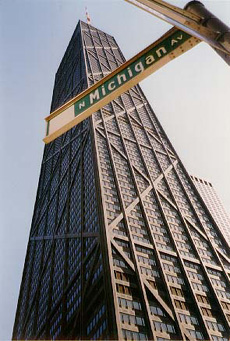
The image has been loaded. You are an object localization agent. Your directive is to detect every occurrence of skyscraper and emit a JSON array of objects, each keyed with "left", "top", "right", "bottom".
[
  {"left": 191, "top": 176, "right": 230, "bottom": 247},
  {"left": 13, "top": 20, "right": 230, "bottom": 340}
]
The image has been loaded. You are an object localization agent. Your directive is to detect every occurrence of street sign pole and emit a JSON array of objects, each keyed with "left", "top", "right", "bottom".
[
  {"left": 185, "top": 1, "right": 230, "bottom": 65},
  {"left": 44, "top": 27, "right": 199, "bottom": 144},
  {"left": 125, "top": 0, "right": 230, "bottom": 63}
]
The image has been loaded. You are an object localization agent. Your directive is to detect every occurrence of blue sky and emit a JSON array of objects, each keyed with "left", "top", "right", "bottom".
[{"left": 0, "top": 0, "right": 230, "bottom": 339}]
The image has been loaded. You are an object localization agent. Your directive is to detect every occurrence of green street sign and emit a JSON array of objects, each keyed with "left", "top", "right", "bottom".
[
  {"left": 75, "top": 30, "right": 188, "bottom": 116},
  {"left": 44, "top": 27, "right": 199, "bottom": 144}
]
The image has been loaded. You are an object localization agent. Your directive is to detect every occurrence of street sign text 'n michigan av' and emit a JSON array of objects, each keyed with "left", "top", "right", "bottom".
[{"left": 44, "top": 27, "right": 200, "bottom": 143}]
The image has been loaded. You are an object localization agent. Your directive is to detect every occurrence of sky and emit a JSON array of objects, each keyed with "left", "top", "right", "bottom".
[{"left": 0, "top": 0, "right": 229, "bottom": 339}]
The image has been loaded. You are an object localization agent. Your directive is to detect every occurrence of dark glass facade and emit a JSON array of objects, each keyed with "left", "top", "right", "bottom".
[{"left": 13, "top": 21, "right": 230, "bottom": 340}]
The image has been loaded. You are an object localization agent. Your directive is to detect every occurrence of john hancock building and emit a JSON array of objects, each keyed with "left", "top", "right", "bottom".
[{"left": 13, "top": 20, "right": 230, "bottom": 341}]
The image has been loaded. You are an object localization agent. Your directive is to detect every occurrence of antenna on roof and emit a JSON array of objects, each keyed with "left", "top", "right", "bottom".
[{"left": 85, "top": 7, "right": 91, "bottom": 25}]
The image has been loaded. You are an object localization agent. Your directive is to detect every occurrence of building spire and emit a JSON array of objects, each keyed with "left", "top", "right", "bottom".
[{"left": 85, "top": 7, "right": 91, "bottom": 25}]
